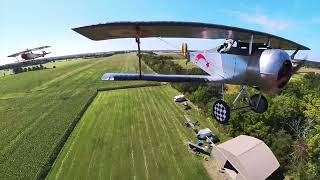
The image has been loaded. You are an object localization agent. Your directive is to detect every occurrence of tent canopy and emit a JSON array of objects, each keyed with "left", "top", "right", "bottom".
[{"left": 214, "top": 135, "right": 280, "bottom": 180}]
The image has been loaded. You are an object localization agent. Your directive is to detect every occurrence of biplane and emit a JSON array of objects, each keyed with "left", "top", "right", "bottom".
[
  {"left": 8, "top": 46, "right": 51, "bottom": 61},
  {"left": 73, "top": 21, "right": 310, "bottom": 124}
]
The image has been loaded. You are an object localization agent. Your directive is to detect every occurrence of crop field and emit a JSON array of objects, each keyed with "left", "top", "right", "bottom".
[
  {"left": 0, "top": 54, "right": 156, "bottom": 179},
  {"left": 47, "top": 85, "right": 215, "bottom": 180}
]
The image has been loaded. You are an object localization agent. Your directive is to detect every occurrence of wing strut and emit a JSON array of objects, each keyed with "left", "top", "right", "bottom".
[
  {"left": 249, "top": 34, "right": 253, "bottom": 55},
  {"left": 291, "top": 47, "right": 300, "bottom": 59},
  {"left": 135, "top": 26, "right": 142, "bottom": 77}
]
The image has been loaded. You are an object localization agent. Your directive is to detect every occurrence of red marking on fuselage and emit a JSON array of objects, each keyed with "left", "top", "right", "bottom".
[{"left": 195, "top": 53, "right": 210, "bottom": 68}]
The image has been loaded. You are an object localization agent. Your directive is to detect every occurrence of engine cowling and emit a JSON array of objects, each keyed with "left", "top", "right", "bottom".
[
  {"left": 258, "top": 49, "right": 292, "bottom": 93},
  {"left": 259, "top": 49, "right": 292, "bottom": 93}
]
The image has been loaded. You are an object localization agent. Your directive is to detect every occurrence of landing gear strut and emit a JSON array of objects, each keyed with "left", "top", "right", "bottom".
[{"left": 212, "top": 85, "right": 268, "bottom": 124}]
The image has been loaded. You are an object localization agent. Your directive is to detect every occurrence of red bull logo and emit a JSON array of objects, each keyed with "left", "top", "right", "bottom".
[{"left": 195, "top": 53, "right": 210, "bottom": 68}]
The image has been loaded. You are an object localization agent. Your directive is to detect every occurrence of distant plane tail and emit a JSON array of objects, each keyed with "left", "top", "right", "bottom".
[{"left": 42, "top": 51, "right": 51, "bottom": 56}]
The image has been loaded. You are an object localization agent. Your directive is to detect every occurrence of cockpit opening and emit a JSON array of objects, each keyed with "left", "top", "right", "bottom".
[{"left": 217, "top": 40, "right": 272, "bottom": 56}]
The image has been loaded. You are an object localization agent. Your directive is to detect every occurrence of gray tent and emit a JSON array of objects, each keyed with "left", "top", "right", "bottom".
[{"left": 212, "top": 135, "right": 280, "bottom": 180}]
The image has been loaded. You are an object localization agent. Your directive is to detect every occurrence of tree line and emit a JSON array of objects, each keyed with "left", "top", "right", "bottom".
[
  {"left": 143, "top": 54, "right": 320, "bottom": 179},
  {"left": 12, "top": 64, "right": 48, "bottom": 74}
]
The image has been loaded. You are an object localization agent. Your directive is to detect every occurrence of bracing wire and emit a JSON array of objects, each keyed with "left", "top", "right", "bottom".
[
  {"left": 156, "top": 37, "right": 180, "bottom": 50},
  {"left": 157, "top": 37, "right": 227, "bottom": 81}
]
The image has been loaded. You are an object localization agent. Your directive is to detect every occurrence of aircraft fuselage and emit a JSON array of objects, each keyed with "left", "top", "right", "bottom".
[
  {"left": 20, "top": 52, "right": 47, "bottom": 60},
  {"left": 189, "top": 48, "right": 292, "bottom": 94}
]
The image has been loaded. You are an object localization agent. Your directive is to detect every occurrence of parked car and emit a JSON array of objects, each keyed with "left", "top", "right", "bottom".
[
  {"left": 174, "top": 95, "right": 186, "bottom": 102},
  {"left": 197, "top": 128, "right": 219, "bottom": 143},
  {"left": 182, "top": 102, "right": 191, "bottom": 110}
]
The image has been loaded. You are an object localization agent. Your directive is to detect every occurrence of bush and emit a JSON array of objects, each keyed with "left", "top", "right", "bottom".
[{"left": 12, "top": 67, "right": 23, "bottom": 74}]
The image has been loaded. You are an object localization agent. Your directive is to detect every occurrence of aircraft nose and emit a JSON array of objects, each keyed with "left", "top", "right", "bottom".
[{"left": 277, "top": 60, "right": 292, "bottom": 89}]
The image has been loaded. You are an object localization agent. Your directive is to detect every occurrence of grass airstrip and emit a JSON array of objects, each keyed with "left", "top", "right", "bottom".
[
  {"left": 0, "top": 54, "right": 223, "bottom": 179},
  {"left": 47, "top": 86, "right": 212, "bottom": 180}
]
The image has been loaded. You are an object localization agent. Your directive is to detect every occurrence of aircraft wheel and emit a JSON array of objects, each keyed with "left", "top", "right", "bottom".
[
  {"left": 249, "top": 94, "right": 268, "bottom": 113},
  {"left": 213, "top": 100, "right": 230, "bottom": 124}
]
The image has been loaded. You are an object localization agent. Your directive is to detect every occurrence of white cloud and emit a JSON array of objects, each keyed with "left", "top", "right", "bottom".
[
  {"left": 221, "top": 9, "right": 292, "bottom": 32},
  {"left": 240, "top": 14, "right": 291, "bottom": 31}
]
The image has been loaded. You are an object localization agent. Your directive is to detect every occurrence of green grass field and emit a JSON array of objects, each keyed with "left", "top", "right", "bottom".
[
  {"left": 0, "top": 54, "right": 155, "bottom": 179},
  {"left": 0, "top": 54, "right": 224, "bottom": 179},
  {"left": 0, "top": 69, "right": 13, "bottom": 77},
  {"left": 47, "top": 85, "right": 214, "bottom": 180}
]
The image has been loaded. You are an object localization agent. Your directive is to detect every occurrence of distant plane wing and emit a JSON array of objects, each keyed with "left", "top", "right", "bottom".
[
  {"left": 73, "top": 21, "right": 309, "bottom": 50},
  {"left": 29, "top": 46, "right": 51, "bottom": 51},
  {"left": 8, "top": 52, "right": 22, "bottom": 57},
  {"left": 7, "top": 50, "right": 29, "bottom": 57},
  {"left": 8, "top": 46, "right": 51, "bottom": 57},
  {"left": 101, "top": 73, "right": 229, "bottom": 83}
]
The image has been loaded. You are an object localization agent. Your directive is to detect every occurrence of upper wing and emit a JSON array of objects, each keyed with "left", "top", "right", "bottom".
[
  {"left": 101, "top": 73, "right": 229, "bottom": 83},
  {"left": 29, "top": 46, "right": 51, "bottom": 51},
  {"left": 8, "top": 49, "right": 31, "bottom": 57},
  {"left": 73, "top": 21, "right": 309, "bottom": 50},
  {"left": 8, "top": 52, "right": 24, "bottom": 57}
]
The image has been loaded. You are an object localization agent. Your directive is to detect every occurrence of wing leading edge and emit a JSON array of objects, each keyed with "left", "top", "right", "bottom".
[
  {"left": 73, "top": 21, "right": 310, "bottom": 50},
  {"left": 101, "top": 73, "right": 228, "bottom": 83}
]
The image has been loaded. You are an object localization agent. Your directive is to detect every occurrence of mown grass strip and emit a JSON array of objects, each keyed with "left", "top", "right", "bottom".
[
  {"left": 47, "top": 85, "right": 211, "bottom": 180},
  {"left": 41, "top": 83, "right": 162, "bottom": 179}
]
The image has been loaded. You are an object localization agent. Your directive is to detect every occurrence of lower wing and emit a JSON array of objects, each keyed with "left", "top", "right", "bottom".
[{"left": 101, "top": 73, "right": 228, "bottom": 83}]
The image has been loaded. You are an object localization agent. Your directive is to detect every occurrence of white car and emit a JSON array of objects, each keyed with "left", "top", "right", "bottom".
[{"left": 174, "top": 95, "right": 186, "bottom": 102}]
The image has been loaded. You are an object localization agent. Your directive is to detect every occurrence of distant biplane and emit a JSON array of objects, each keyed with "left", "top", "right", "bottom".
[
  {"left": 8, "top": 46, "right": 51, "bottom": 62},
  {"left": 73, "top": 21, "right": 310, "bottom": 124}
]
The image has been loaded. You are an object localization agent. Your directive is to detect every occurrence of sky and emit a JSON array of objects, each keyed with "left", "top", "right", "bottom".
[{"left": 1, "top": 0, "right": 319, "bottom": 65}]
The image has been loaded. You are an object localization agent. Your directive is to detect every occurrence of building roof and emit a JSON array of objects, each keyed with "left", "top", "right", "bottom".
[{"left": 214, "top": 135, "right": 280, "bottom": 180}]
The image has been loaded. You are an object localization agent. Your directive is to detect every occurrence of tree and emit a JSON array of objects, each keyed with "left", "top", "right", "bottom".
[
  {"left": 12, "top": 67, "right": 23, "bottom": 74},
  {"left": 305, "top": 125, "right": 320, "bottom": 178},
  {"left": 304, "top": 94, "right": 320, "bottom": 121},
  {"left": 263, "top": 95, "right": 305, "bottom": 132},
  {"left": 270, "top": 130, "right": 294, "bottom": 172}
]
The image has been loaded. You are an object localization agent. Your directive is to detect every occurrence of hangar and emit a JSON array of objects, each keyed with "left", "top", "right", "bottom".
[{"left": 212, "top": 135, "right": 280, "bottom": 180}]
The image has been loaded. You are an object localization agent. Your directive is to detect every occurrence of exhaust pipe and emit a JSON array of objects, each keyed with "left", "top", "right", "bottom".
[{"left": 182, "top": 43, "right": 190, "bottom": 64}]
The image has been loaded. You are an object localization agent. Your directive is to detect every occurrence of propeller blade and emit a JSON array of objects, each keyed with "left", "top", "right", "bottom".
[
  {"left": 292, "top": 60, "right": 306, "bottom": 74},
  {"left": 292, "top": 55, "right": 308, "bottom": 74}
]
